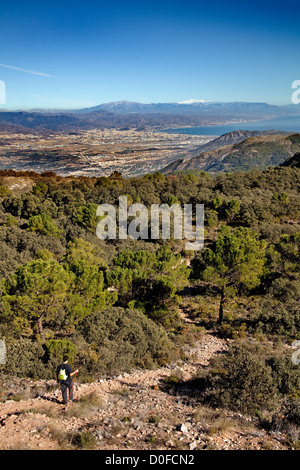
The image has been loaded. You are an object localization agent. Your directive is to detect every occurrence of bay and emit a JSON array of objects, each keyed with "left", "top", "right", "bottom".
[{"left": 159, "top": 115, "right": 300, "bottom": 136}]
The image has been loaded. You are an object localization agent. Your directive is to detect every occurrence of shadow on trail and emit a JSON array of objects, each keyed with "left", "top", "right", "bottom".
[{"left": 39, "top": 394, "right": 61, "bottom": 404}]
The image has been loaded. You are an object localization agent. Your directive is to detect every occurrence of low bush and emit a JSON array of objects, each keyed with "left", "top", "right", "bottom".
[
  {"left": 77, "top": 306, "right": 178, "bottom": 377},
  {"left": 194, "top": 342, "right": 299, "bottom": 414}
]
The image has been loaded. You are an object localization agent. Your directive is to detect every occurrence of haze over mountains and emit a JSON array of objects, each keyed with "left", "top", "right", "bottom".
[
  {"left": 32, "top": 100, "right": 300, "bottom": 117},
  {"left": 74, "top": 100, "right": 283, "bottom": 116},
  {"left": 1, "top": 100, "right": 300, "bottom": 133},
  {"left": 1, "top": 100, "right": 300, "bottom": 177}
]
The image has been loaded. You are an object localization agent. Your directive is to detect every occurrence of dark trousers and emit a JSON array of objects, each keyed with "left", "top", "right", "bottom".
[{"left": 60, "top": 380, "right": 73, "bottom": 404}]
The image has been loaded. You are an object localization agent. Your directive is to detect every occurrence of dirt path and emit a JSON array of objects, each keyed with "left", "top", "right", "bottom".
[{"left": 0, "top": 333, "right": 226, "bottom": 449}]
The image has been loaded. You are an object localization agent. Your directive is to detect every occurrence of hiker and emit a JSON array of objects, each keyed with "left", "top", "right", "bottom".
[{"left": 56, "top": 355, "right": 79, "bottom": 405}]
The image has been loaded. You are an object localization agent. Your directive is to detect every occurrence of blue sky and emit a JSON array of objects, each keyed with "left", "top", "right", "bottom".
[{"left": 0, "top": 0, "right": 299, "bottom": 109}]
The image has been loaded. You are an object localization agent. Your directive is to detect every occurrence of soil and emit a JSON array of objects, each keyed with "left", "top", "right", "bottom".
[{"left": 0, "top": 332, "right": 293, "bottom": 451}]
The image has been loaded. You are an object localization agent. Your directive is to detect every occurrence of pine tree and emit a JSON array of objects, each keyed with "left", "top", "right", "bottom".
[{"left": 192, "top": 226, "right": 266, "bottom": 324}]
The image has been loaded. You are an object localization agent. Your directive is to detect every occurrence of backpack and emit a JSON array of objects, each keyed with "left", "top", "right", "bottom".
[{"left": 58, "top": 365, "right": 68, "bottom": 381}]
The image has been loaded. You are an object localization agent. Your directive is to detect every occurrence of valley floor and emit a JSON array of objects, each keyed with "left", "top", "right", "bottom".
[{"left": 0, "top": 129, "right": 213, "bottom": 177}]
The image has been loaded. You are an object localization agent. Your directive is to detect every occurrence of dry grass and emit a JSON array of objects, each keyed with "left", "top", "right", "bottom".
[
  {"left": 48, "top": 424, "right": 74, "bottom": 450},
  {"left": 64, "top": 391, "right": 105, "bottom": 419},
  {"left": 193, "top": 405, "right": 257, "bottom": 436},
  {"left": 24, "top": 403, "right": 60, "bottom": 419}
]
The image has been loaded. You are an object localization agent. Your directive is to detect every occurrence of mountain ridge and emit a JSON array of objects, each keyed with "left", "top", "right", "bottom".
[
  {"left": 160, "top": 133, "right": 300, "bottom": 174},
  {"left": 1, "top": 99, "right": 299, "bottom": 133},
  {"left": 279, "top": 152, "right": 300, "bottom": 168},
  {"left": 176, "top": 129, "right": 292, "bottom": 160},
  {"left": 72, "top": 100, "right": 285, "bottom": 117}
]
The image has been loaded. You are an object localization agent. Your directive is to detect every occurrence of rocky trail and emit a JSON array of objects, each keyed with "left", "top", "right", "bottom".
[{"left": 0, "top": 331, "right": 292, "bottom": 450}]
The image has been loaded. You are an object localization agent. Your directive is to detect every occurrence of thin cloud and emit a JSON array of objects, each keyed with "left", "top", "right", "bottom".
[{"left": 0, "top": 63, "right": 53, "bottom": 77}]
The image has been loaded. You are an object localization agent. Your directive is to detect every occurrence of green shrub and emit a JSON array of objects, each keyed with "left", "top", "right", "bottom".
[
  {"left": 251, "top": 278, "right": 300, "bottom": 339},
  {"left": 27, "top": 213, "right": 61, "bottom": 238},
  {"left": 271, "top": 398, "right": 300, "bottom": 445},
  {"left": 73, "top": 203, "right": 101, "bottom": 232},
  {"left": 267, "top": 354, "right": 300, "bottom": 396},
  {"left": 3, "top": 338, "right": 48, "bottom": 379},
  {"left": 280, "top": 398, "right": 300, "bottom": 426},
  {"left": 0, "top": 185, "right": 10, "bottom": 197},
  {"left": 45, "top": 339, "right": 77, "bottom": 365},
  {"left": 78, "top": 306, "right": 178, "bottom": 376},
  {"left": 71, "top": 431, "right": 97, "bottom": 449},
  {"left": 148, "top": 415, "right": 161, "bottom": 424},
  {"left": 196, "top": 342, "right": 300, "bottom": 415}
]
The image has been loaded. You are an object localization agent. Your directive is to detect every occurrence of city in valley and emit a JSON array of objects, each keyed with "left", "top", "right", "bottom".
[{"left": 0, "top": 128, "right": 215, "bottom": 177}]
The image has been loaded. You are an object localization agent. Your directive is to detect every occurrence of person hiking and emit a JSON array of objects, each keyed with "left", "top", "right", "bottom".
[{"left": 56, "top": 355, "right": 79, "bottom": 406}]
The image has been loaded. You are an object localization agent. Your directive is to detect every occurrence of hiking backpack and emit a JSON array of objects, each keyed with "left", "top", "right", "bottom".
[{"left": 58, "top": 366, "right": 68, "bottom": 381}]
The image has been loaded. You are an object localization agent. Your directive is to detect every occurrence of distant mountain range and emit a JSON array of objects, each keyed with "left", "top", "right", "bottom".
[
  {"left": 74, "top": 100, "right": 284, "bottom": 117},
  {"left": 0, "top": 100, "right": 299, "bottom": 133},
  {"left": 160, "top": 132, "right": 300, "bottom": 174}
]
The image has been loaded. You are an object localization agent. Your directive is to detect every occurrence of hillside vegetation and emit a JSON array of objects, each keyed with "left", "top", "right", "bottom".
[
  {"left": 0, "top": 164, "right": 299, "bottom": 448},
  {"left": 162, "top": 133, "right": 300, "bottom": 173}
]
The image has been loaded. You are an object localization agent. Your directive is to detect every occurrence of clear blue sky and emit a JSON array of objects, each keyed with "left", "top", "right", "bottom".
[{"left": 0, "top": 0, "right": 299, "bottom": 109}]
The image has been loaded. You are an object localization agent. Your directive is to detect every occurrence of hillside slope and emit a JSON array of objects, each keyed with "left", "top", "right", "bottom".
[
  {"left": 181, "top": 129, "right": 291, "bottom": 157},
  {"left": 161, "top": 133, "right": 300, "bottom": 173},
  {"left": 279, "top": 152, "right": 300, "bottom": 168}
]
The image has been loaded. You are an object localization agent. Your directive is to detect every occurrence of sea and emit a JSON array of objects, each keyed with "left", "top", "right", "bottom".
[{"left": 159, "top": 115, "right": 300, "bottom": 136}]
